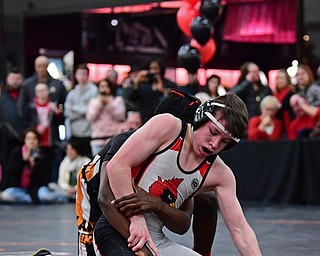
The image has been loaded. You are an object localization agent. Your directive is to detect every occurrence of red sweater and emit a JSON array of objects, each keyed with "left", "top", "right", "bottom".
[
  {"left": 274, "top": 87, "right": 294, "bottom": 134},
  {"left": 247, "top": 116, "right": 283, "bottom": 141},
  {"left": 287, "top": 109, "right": 320, "bottom": 140}
]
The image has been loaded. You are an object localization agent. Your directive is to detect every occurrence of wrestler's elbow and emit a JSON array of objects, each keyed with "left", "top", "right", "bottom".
[
  {"left": 168, "top": 223, "right": 189, "bottom": 235},
  {"left": 106, "top": 160, "right": 117, "bottom": 177},
  {"left": 176, "top": 224, "right": 190, "bottom": 235},
  {"left": 165, "top": 215, "right": 191, "bottom": 235}
]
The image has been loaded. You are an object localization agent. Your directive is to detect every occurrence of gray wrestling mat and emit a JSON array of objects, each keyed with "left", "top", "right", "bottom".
[{"left": 0, "top": 203, "right": 320, "bottom": 255}]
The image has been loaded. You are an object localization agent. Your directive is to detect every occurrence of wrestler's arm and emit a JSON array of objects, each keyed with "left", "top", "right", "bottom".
[
  {"left": 106, "top": 114, "right": 181, "bottom": 199},
  {"left": 203, "top": 156, "right": 262, "bottom": 256},
  {"left": 98, "top": 162, "right": 153, "bottom": 256},
  {"left": 153, "top": 195, "right": 193, "bottom": 234},
  {"left": 98, "top": 161, "right": 130, "bottom": 238},
  {"left": 98, "top": 161, "right": 193, "bottom": 255},
  {"left": 106, "top": 114, "right": 182, "bottom": 252},
  {"left": 114, "top": 184, "right": 194, "bottom": 235}
]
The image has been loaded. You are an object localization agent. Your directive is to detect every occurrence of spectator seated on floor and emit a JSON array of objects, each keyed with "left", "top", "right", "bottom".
[
  {"left": 287, "top": 94, "right": 320, "bottom": 139},
  {"left": 247, "top": 95, "right": 283, "bottom": 141},
  {"left": 49, "top": 141, "right": 91, "bottom": 199},
  {"left": 0, "top": 128, "right": 67, "bottom": 204}
]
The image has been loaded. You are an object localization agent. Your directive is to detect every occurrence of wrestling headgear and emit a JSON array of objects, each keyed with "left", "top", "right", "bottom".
[
  {"left": 154, "top": 89, "right": 201, "bottom": 124},
  {"left": 193, "top": 98, "right": 241, "bottom": 151}
]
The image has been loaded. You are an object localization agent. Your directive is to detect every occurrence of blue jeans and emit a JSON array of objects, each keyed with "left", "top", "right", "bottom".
[
  {"left": 1, "top": 186, "right": 67, "bottom": 204},
  {"left": 1, "top": 187, "right": 32, "bottom": 203}
]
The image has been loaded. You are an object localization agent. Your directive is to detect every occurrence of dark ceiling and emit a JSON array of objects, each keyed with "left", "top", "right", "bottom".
[{"left": 23, "top": 0, "right": 171, "bottom": 16}]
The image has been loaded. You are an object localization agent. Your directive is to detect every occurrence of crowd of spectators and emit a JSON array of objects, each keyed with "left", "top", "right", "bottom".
[{"left": 0, "top": 56, "right": 320, "bottom": 204}]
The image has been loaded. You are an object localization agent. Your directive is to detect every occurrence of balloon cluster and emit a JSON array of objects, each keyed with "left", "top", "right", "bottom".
[{"left": 177, "top": 0, "right": 223, "bottom": 73}]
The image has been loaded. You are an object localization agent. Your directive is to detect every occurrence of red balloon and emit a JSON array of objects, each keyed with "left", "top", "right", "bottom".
[
  {"left": 184, "top": 0, "right": 200, "bottom": 6},
  {"left": 190, "top": 38, "right": 216, "bottom": 64},
  {"left": 177, "top": 3, "right": 200, "bottom": 37}
]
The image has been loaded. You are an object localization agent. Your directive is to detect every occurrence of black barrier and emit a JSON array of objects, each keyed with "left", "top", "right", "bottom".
[{"left": 219, "top": 139, "right": 320, "bottom": 205}]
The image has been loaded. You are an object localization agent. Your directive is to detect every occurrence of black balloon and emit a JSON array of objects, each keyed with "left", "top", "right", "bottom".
[
  {"left": 200, "top": 0, "right": 222, "bottom": 22},
  {"left": 177, "top": 44, "right": 201, "bottom": 74},
  {"left": 190, "top": 16, "right": 212, "bottom": 45}
]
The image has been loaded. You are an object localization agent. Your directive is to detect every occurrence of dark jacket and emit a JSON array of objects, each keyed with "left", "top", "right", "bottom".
[
  {"left": 179, "top": 82, "right": 202, "bottom": 96},
  {"left": 230, "top": 79, "right": 272, "bottom": 119},
  {"left": 7, "top": 146, "right": 52, "bottom": 203},
  {"left": 18, "top": 74, "right": 67, "bottom": 114},
  {"left": 0, "top": 91, "right": 25, "bottom": 141},
  {"left": 124, "top": 78, "right": 176, "bottom": 124}
]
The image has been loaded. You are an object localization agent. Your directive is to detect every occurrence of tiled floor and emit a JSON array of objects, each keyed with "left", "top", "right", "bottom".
[{"left": 0, "top": 203, "right": 319, "bottom": 255}]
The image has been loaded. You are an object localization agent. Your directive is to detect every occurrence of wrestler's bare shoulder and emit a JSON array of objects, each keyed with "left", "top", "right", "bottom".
[
  {"left": 202, "top": 156, "right": 236, "bottom": 190},
  {"left": 145, "top": 114, "right": 182, "bottom": 136}
]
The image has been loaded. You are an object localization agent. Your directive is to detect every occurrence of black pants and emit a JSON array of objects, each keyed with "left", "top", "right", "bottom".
[{"left": 94, "top": 214, "right": 135, "bottom": 256}]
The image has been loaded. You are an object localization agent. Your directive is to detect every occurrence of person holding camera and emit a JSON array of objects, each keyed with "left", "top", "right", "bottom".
[
  {"left": 122, "top": 59, "right": 176, "bottom": 124},
  {"left": 0, "top": 128, "right": 67, "bottom": 204},
  {"left": 86, "top": 78, "right": 126, "bottom": 156}
]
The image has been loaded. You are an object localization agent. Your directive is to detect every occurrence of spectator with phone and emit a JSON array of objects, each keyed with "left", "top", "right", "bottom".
[
  {"left": 122, "top": 59, "right": 176, "bottom": 124},
  {"left": 86, "top": 78, "right": 126, "bottom": 155},
  {"left": 230, "top": 62, "right": 272, "bottom": 119},
  {"left": 18, "top": 55, "right": 67, "bottom": 116}
]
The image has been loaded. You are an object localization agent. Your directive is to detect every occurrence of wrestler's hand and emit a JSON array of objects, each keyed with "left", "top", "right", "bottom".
[
  {"left": 113, "top": 185, "right": 161, "bottom": 217},
  {"left": 128, "top": 214, "right": 159, "bottom": 256}
]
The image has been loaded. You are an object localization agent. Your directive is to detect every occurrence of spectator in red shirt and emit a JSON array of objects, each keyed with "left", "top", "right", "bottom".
[
  {"left": 22, "top": 83, "right": 64, "bottom": 181},
  {"left": 273, "top": 69, "right": 295, "bottom": 135},
  {"left": 287, "top": 94, "right": 320, "bottom": 139},
  {"left": 248, "top": 95, "right": 283, "bottom": 141},
  {"left": 23, "top": 83, "right": 63, "bottom": 147}
]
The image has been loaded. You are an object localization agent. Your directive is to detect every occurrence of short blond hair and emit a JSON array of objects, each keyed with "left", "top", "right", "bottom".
[{"left": 260, "top": 95, "right": 280, "bottom": 111}]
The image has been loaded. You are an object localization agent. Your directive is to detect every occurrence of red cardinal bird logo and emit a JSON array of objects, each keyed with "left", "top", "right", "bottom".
[{"left": 149, "top": 176, "right": 183, "bottom": 207}]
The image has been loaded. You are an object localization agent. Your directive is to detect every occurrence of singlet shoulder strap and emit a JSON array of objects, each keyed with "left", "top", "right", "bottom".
[
  {"left": 133, "top": 120, "right": 188, "bottom": 183},
  {"left": 153, "top": 120, "right": 188, "bottom": 156}
]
